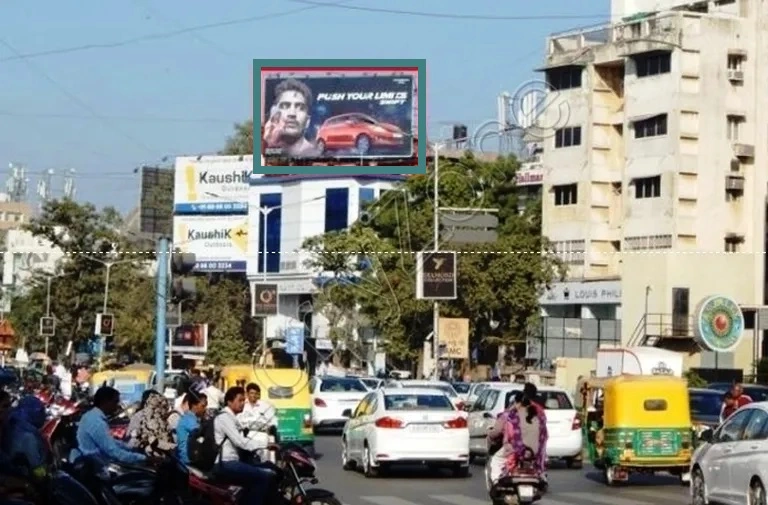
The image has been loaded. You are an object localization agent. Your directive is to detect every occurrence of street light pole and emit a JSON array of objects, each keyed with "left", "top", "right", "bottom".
[
  {"left": 432, "top": 143, "right": 441, "bottom": 380},
  {"left": 45, "top": 276, "right": 52, "bottom": 356}
]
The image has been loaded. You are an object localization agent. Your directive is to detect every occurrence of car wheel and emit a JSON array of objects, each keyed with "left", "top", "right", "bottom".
[
  {"left": 355, "top": 134, "right": 371, "bottom": 155},
  {"left": 469, "top": 453, "right": 477, "bottom": 464},
  {"left": 341, "top": 438, "right": 354, "bottom": 471},
  {"left": 362, "top": 444, "right": 379, "bottom": 478},
  {"left": 750, "top": 479, "right": 766, "bottom": 505},
  {"left": 316, "top": 139, "right": 326, "bottom": 154},
  {"left": 452, "top": 464, "right": 470, "bottom": 478},
  {"left": 565, "top": 457, "right": 583, "bottom": 469},
  {"left": 691, "top": 468, "right": 706, "bottom": 505}
]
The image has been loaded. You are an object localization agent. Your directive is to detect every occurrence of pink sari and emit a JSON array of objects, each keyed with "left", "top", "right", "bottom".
[{"left": 501, "top": 406, "right": 548, "bottom": 476}]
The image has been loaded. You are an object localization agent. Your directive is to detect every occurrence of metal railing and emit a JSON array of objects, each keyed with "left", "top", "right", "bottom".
[{"left": 627, "top": 313, "right": 696, "bottom": 347}]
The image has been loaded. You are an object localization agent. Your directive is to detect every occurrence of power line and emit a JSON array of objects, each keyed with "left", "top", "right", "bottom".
[
  {"left": 0, "top": 37, "right": 160, "bottom": 156},
  {"left": 0, "top": 1, "right": 353, "bottom": 63},
  {"left": 286, "top": 0, "right": 608, "bottom": 20}
]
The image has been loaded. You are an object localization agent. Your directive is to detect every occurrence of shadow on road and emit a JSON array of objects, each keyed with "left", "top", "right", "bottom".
[{"left": 584, "top": 469, "right": 687, "bottom": 487}]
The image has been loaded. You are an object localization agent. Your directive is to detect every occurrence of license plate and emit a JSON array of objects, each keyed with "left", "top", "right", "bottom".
[
  {"left": 409, "top": 424, "right": 440, "bottom": 433},
  {"left": 518, "top": 485, "right": 534, "bottom": 500}
]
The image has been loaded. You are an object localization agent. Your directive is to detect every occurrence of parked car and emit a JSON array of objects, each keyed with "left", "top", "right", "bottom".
[
  {"left": 467, "top": 383, "right": 583, "bottom": 468},
  {"left": 310, "top": 376, "right": 368, "bottom": 432},
  {"left": 359, "top": 378, "right": 384, "bottom": 391},
  {"left": 341, "top": 387, "right": 470, "bottom": 478},
  {"left": 452, "top": 382, "right": 471, "bottom": 402},
  {"left": 689, "top": 387, "right": 724, "bottom": 433},
  {"left": 691, "top": 401, "right": 768, "bottom": 504}
]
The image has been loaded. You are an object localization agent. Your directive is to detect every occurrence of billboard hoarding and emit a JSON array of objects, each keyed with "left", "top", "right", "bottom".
[
  {"left": 169, "top": 323, "right": 208, "bottom": 353},
  {"left": 438, "top": 317, "right": 469, "bottom": 359},
  {"left": 173, "top": 156, "right": 254, "bottom": 215},
  {"left": 173, "top": 215, "right": 248, "bottom": 272},
  {"left": 262, "top": 74, "right": 414, "bottom": 160},
  {"left": 416, "top": 252, "right": 458, "bottom": 300}
]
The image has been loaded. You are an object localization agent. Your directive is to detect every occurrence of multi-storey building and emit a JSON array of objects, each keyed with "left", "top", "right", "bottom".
[{"left": 538, "top": 0, "right": 764, "bottom": 370}]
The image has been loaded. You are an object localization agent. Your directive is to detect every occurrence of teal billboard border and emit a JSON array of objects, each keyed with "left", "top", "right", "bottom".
[{"left": 253, "top": 58, "right": 427, "bottom": 175}]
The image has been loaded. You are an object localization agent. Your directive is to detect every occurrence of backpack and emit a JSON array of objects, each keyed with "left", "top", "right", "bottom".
[{"left": 187, "top": 413, "right": 225, "bottom": 471}]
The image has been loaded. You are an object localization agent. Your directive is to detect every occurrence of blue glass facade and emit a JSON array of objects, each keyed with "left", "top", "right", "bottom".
[
  {"left": 324, "top": 188, "right": 350, "bottom": 232},
  {"left": 359, "top": 187, "right": 375, "bottom": 204},
  {"left": 258, "top": 193, "right": 281, "bottom": 273}
]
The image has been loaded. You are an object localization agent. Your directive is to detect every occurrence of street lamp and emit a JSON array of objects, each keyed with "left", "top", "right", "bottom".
[{"left": 83, "top": 255, "right": 137, "bottom": 370}]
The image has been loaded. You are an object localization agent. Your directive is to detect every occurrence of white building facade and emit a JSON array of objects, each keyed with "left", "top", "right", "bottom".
[
  {"left": 539, "top": 0, "right": 764, "bottom": 369},
  {"left": 1, "top": 229, "right": 65, "bottom": 311},
  {"left": 246, "top": 174, "right": 404, "bottom": 348}
]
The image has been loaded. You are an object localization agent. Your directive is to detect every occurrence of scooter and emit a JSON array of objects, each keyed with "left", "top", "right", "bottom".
[{"left": 486, "top": 446, "right": 545, "bottom": 505}]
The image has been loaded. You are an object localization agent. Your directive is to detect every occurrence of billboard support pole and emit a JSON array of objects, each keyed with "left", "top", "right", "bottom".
[
  {"left": 154, "top": 236, "right": 170, "bottom": 392},
  {"left": 45, "top": 276, "right": 52, "bottom": 357},
  {"left": 432, "top": 143, "right": 441, "bottom": 380}
]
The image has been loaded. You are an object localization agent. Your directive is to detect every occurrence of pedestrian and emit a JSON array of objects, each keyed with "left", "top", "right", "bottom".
[
  {"left": 731, "top": 383, "right": 753, "bottom": 407},
  {"left": 135, "top": 393, "right": 176, "bottom": 455},
  {"left": 720, "top": 392, "right": 737, "bottom": 423}
]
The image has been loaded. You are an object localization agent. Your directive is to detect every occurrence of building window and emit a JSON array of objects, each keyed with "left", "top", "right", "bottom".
[
  {"left": 359, "top": 187, "right": 375, "bottom": 204},
  {"left": 724, "top": 239, "right": 740, "bottom": 253},
  {"left": 551, "top": 240, "right": 585, "bottom": 265},
  {"left": 258, "top": 193, "right": 281, "bottom": 273},
  {"left": 553, "top": 184, "right": 578, "bottom": 206},
  {"left": 634, "top": 176, "right": 661, "bottom": 199},
  {"left": 728, "top": 55, "right": 744, "bottom": 71},
  {"left": 634, "top": 114, "right": 667, "bottom": 138},
  {"left": 554, "top": 126, "right": 582, "bottom": 148},
  {"left": 624, "top": 235, "right": 672, "bottom": 251},
  {"left": 546, "top": 66, "right": 582, "bottom": 90},
  {"left": 635, "top": 51, "right": 671, "bottom": 77},
  {"left": 325, "top": 187, "right": 350, "bottom": 232},
  {"left": 727, "top": 116, "right": 744, "bottom": 141}
]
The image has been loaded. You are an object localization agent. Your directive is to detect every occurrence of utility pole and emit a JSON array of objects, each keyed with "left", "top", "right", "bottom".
[
  {"left": 63, "top": 169, "right": 76, "bottom": 199},
  {"left": 431, "top": 144, "right": 440, "bottom": 380}
]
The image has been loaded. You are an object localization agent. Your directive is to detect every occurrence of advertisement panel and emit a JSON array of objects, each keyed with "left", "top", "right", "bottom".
[
  {"left": 173, "top": 215, "right": 248, "bottom": 272},
  {"left": 261, "top": 72, "right": 415, "bottom": 160},
  {"left": 169, "top": 323, "right": 208, "bottom": 353},
  {"left": 174, "top": 155, "right": 254, "bottom": 215}
]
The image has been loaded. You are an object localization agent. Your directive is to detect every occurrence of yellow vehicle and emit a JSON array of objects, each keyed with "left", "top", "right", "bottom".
[
  {"left": 581, "top": 374, "right": 693, "bottom": 486},
  {"left": 90, "top": 370, "right": 151, "bottom": 404},
  {"left": 218, "top": 365, "right": 314, "bottom": 453}
]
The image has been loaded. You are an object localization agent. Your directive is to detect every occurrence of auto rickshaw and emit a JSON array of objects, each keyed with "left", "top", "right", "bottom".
[
  {"left": 218, "top": 365, "right": 314, "bottom": 453},
  {"left": 581, "top": 374, "right": 693, "bottom": 486},
  {"left": 90, "top": 370, "right": 151, "bottom": 404}
]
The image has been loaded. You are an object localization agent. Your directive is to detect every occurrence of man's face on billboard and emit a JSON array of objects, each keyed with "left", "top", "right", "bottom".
[{"left": 276, "top": 90, "right": 309, "bottom": 138}]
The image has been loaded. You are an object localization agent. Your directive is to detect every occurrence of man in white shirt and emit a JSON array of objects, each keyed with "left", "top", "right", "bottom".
[
  {"left": 240, "top": 383, "right": 277, "bottom": 432},
  {"left": 53, "top": 361, "right": 73, "bottom": 399},
  {"left": 213, "top": 386, "right": 276, "bottom": 505}
]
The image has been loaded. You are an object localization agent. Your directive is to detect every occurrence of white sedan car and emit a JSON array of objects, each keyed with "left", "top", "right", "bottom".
[
  {"left": 341, "top": 387, "right": 470, "bottom": 478},
  {"left": 310, "top": 376, "right": 369, "bottom": 431},
  {"left": 386, "top": 380, "right": 467, "bottom": 410},
  {"left": 691, "top": 401, "right": 768, "bottom": 505}
]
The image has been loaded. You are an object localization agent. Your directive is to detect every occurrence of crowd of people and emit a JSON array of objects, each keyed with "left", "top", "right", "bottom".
[{"left": 0, "top": 379, "right": 281, "bottom": 505}]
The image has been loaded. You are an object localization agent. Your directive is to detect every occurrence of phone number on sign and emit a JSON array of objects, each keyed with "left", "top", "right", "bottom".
[{"left": 195, "top": 262, "right": 244, "bottom": 271}]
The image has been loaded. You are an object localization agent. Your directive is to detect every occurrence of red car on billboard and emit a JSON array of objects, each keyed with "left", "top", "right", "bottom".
[{"left": 315, "top": 113, "right": 406, "bottom": 155}]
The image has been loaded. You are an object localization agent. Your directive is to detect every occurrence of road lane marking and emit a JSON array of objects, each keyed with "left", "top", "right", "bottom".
[
  {"left": 361, "top": 497, "right": 424, "bottom": 505},
  {"left": 430, "top": 494, "right": 491, "bottom": 505}
]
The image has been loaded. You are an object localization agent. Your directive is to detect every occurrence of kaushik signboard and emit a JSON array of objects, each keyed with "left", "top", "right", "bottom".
[
  {"left": 174, "top": 155, "right": 254, "bottom": 215},
  {"left": 261, "top": 71, "right": 415, "bottom": 160},
  {"left": 173, "top": 215, "right": 248, "bottom": 272}
]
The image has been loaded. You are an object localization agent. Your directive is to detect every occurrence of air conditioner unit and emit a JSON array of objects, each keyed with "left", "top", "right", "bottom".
[
  {"left": 728, "top": 69, "right": 744, "bottom": 82},
  {"left": 725, "top": 175, "right": 745, "bottom": 192}
]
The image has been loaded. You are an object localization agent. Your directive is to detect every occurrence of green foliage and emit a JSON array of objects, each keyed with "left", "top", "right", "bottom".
[
  {"left": 221, "top": 120, "right": 254, "bottom": 156},
  {"left": 684, "top": 370, "right": 708, "bottom": 388},
  {"left": 8, "top": 199, "right": 154, "bottom": 358},
  {"left": 303, "top": 154, "right": 562, "bottom": 362}
]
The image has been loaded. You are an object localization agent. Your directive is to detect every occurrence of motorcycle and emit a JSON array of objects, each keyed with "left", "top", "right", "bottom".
[
  {"left": 486, "top": 447, "right": 545, "bottom": 505},
  {"left": 187, "top": 428, "right": 340, "bottom": 505}
]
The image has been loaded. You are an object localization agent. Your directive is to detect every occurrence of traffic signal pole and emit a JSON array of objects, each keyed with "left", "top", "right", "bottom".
[{"left": 154, "top": 237, "right": 170, "bottom": 392}]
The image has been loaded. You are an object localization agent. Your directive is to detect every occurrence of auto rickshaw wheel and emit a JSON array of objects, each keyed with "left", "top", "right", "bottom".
[{"left": 604, "top": 466, "right": 618, "bottom": 486}]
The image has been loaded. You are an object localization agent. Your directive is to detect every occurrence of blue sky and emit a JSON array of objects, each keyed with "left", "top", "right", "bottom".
[{"left": 0, "top": 0, "right": 609, "bottom": 214}]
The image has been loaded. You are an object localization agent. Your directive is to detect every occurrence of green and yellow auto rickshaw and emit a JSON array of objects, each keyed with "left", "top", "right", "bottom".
[{"left": 581, "top": 374, "right": 693, "bottom": 486}]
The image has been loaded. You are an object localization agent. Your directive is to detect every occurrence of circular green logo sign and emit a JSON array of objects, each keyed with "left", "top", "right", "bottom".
[{"left": 694, "top": 295, "right": 744, "bottom": 353}]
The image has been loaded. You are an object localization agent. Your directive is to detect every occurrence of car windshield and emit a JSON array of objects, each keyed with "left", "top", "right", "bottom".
[
  {"left": 689, "top": 391, "right": 723, "bottom": 417},
  {"left": 360, "top": 379, "right": 380, "bottom": 389},
  {"left": 319, "top": 378, "right": 367, "bottom": 392},
  {"left": 452, "top": 383, "right": 470, "bottom": 394},
  {"left": 384, "top": 394, "right": 454, "bottom": 411},
  {"left": 402, "top": 383, "right": 457, "bottom": 397},
  {"left": 471, "top": 384, "right": 490, "bottom": 397}
]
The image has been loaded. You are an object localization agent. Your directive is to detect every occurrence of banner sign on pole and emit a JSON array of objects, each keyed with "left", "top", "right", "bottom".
[
  {"left": 252, "top": 283, "right": 279, "bottom": 317},
  {"left": 169, "top": 323, "right": 209, "bottom": 353},
  {"left": 39, "top": 317, "right": 55, "bottom": 337},
  {"left": 416, "top": 251, "right": 457, "bottom": 300},
  {"left": 285, "top": 326, "right": 304, "bottom": 355},
  {"left": 95, "top": 313, "right": 114, "bottom": 337},
  {"left": 438, "top": 317, "right": 469, "bottom": 359}
]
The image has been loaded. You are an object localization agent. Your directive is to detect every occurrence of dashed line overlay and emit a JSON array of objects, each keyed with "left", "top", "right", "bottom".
[{"left": 19, "top": 250, "right": 768, "bottom": 256}]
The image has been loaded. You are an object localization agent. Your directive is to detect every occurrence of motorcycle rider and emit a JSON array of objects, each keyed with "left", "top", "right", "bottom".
[
  {"left": 214, "top": 386, "right": 276, "bottom": 505},
  {"left": 134, "top": 393, "right": 176, "bottom": 456},
  {"left": 71, "top": 386, "right": 151, "bottom": 467},
  {"left": 239, "top": 383, "right": 277, "bottom": 461},
  {"left": 2, "top": 396, "right": 49, "bottom": 479},
  {"left": 126, "top": 390, "right": 162, "bottom": 446},
  {"left": 175, "top": 391, "right": 208, "bottom": 465},
  {"left": 486, "top": 390, "right": 548, "bottom": 491}
]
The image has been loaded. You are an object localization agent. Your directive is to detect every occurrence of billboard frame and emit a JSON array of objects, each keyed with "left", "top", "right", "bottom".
[{"left": 253, "top": 58, "right": 427, "bottom": 175}]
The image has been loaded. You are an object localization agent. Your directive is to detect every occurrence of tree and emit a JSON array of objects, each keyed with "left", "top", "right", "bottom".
[
  {"left": 8, "top": 199, "right": 154, "bottom": 359},
  {"left": 221, "top": 120, "right": 254, "bottom": 156},
  {"left": 302, "top": 154, "right": 563, "bottom": 365}
]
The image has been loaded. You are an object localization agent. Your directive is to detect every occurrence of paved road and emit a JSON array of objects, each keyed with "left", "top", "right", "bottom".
[{"left": 312, "top": 434, "right": 691, "bottom": 505}]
